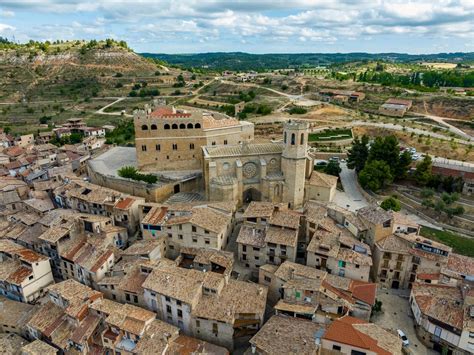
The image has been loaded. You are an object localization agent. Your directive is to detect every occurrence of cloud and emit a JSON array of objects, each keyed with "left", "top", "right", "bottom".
[
  {"left": 0, "top": 1, "right": 473, "bottom": 52},
  {"left": 0, "top": 9, "right": 15, "bottom": 17},
  {"left": 0, "top": 23, "right": 15, "bottom": 33}
]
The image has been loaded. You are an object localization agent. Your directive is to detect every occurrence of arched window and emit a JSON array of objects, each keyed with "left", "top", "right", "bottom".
[
  {"left": 172, "top": 124, "right": 178, "bottom": 130},
  {"left": 284, "top": 132, "right": 287, "bottom": 143},
  {"left": 195, "top": 123, "right": 201, "bottom": 129},
  {"left": 164, "top": 124, "right": 170, "bottom": 130},
  {"left": 151, "top": 124, "right": 157, "bottom": 130},
  {"left": 291, "top": 133, "right": 295, "bottom": 145},
  {"left": 187, "top": 123, "right": 193, "bottom": 129},
  {"left": 141, "top": 125, "right": 148, "bottom": 131},
  {"left": 300, "top": 133, "right": 304, "bottom": 144},
  {"left": 179, "top": 123, "right": 186, "bottom": 129}
]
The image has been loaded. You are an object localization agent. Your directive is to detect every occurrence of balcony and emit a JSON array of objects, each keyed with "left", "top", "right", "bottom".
[{"left": 267, "top": 250, "right": 276, "bottom": 256}]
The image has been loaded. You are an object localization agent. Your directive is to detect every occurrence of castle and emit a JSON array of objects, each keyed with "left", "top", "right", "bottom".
[
  {"left": 134, "top": 100, "right": 253, "bottom": 172},
  {"left": 133, "top": 101, "right": 335, "bottom": 208}
]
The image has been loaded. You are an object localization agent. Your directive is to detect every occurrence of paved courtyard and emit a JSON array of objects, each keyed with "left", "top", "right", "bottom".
[{"left": 372, "top": 288, "right": 437, "bottom": 355}]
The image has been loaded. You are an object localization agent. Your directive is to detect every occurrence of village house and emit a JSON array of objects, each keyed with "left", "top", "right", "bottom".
[
  {"left": 21, "top": 339, "right": 58, "bottom": 355},
  {"left": 0, "top": 239, "right": 54, "bottom": 303},
  {"left": 26, "top": 279, "right": 103, "bottom": 353},
  {"left": 378, "top": 98, "right": 413, "bottom": 117},
  {"left": 141, "top": 260, "right": 267, "bottom": 350},
  {"left": 236, "top": 202, "right": 301, "bottom": 273},
  {"left": 372, "top": 232, "right": 451, "bottom": 289},
  {"left": 305, "top": 170, "right": 338, "bottom": 203},
  {"left": 321, "top": 315, "right": 403, "bottom": 354},
  {"left": 259, "top": 261, "right": 377, "bottom": 322},
  {"left": 140, "top": 202, "right": 234, "bottom": 258},
  {"left": 249, "top": 314, "right": 326, "bottom": 355},
  {"left": 410, "top": 282, "right": 474, "bottom": 354},
  {"left": 356, "top": 205, "right": 394, "bottom": 246},
  {"left": 53, "top": 178, "right": 144, "bottom": 236},
  {"left": 0, "top": 295, "right": 37, "bottom": 338},
  {"left": 305, "top": 211, "right": 372, "bottom": 282},
  {"left": 36, "top": 131, "right": 55, "bottom": 145}
]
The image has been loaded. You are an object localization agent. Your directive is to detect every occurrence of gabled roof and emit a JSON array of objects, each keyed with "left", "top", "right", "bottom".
[
  {"left": 308, "top": 170, "right": 338, "bottom": 188},
  {"left": 323, "top": 315, "right": 402, "bottom": 355}
]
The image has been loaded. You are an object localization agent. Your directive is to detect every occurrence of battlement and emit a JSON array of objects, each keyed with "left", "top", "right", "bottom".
[{"left": 284, "top": 120, "right": 309, "bottom": 130}]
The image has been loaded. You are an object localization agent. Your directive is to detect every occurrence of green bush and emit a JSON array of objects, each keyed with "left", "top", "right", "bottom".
[
  {"left": 380, "top": 197, "right": 401, "bottom": 212},
  {"left": 118, "top": 166, "right": 158, "bottom": 184}
]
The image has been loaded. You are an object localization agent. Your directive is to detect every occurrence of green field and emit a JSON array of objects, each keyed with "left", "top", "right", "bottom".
[
  {"left": 308, "top": 128, "right": 353, "bottom": 142},
  {"left": 419, "top": 226, "right": 474, "bottom": 257}
]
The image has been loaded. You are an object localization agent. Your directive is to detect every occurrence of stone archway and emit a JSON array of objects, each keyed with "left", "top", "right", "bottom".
[{"left": 243, "top": 188, "right": 261, "bottom": 203}]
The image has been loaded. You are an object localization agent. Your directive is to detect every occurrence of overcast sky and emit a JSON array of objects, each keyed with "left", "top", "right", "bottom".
[{"left": 0, "top": 0, "right": 473, "bottom": 54}]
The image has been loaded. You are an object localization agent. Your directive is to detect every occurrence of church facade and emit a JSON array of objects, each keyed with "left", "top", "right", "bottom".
[{"left": 203, "top": 121, "right": 312, "bottom": 209}]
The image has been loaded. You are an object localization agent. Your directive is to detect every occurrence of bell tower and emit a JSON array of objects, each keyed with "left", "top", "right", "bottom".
[{"left": 281, "top": 120, "right": 309, "bottom": 209}]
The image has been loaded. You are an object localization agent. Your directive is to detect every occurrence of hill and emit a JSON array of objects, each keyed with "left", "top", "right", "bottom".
[
  {"left": 141, "top": 52, "right": 474, "bottom": 71},
  {"left": 0, "top": 40, "right": 159, "bottom": 103}
]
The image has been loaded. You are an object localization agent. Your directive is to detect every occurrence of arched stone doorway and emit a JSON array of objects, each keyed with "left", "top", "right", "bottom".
[{"left": 243, "top": 188, "right": 261, "bottom": 203}]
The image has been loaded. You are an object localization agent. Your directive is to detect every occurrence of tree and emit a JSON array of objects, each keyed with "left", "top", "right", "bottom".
[
  {"left": 395, "top": 150, "right": 412, "bottom": 179},
  {"left": 347, "top": 135, "right": 369, "bottom": 172},
  {"left": 368, "top": 135, "right": 400, "bottom": 176},
  {"left": 420, "top": 188, "right": 435, "bottom": 199},
  {"left": 380, "top": 197, "right": 401, "bottom": 212},
  {"left": 359, "top": 160, "right": 393, "bottom": 192},
  {"left": 324, "top": 160, "right": 341, "bottom": 176},
  {"left": 413, "top": 155, "right": 432, "bottom": 186}
]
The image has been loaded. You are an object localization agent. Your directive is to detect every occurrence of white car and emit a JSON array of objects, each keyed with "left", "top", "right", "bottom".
[{"left": 397, "top": 329, "right": 409, "bottom": 346}]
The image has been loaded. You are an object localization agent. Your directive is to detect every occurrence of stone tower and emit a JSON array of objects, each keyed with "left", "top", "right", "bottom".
[{"left": 281, "top": 120, "right": 309, "bottom": 209}]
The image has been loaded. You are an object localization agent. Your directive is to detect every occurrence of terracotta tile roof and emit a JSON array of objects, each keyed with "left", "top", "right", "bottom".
[
  {"left": 323, "top": 315, "right": 401, "bottom": 355},
  {"left": 114, "top": 196, "right": 137, "bottom": 210},
  {"left": 304, "top": 201, "right": 328, "bottom": 224},
  {"left": 168, "top": 334, "right": 228, "bottom": 355},
  {"left": 142, "top": 206, "right": 168, "bottom": 225},
  {"left": 250, "top": 315, "right": 325, "bottom": 354},
  {"left": 268, "top": 209, "right": 301, "bottom": 230},
  {"left": 446, "top": 253, "right": 474, "bottom": 277},
  {"left": 192, "top": 279, "right": 267, "bottom": 324},
  {"left": 411, "top": 283, "right": 464, "bottom": 330},
  {"left": 189, "top": 206, "right": 232, "bottom": 234},
  {"left": 21, "top": 339, "right": 57, "bottom": 355},
  {"left": 357, "top": 205, "right": 392, "bottom": 225},
  {"left": 5, "top": 146, "right": 25, "bottom": 157},
  {"left": 236, "top": 225, "right": 266, "bottom": 247},
  {"left": 242, "top": 201, "right": 276, "bottom": 218},
  {"left": 264, "top": 225, "right": 298, "bottom": 247},
  {"left": 349, "top": 281, "right": 377, "bottom": 306},
  {"left": 308, "top": 171, "right": 338, "bottom": 188}
]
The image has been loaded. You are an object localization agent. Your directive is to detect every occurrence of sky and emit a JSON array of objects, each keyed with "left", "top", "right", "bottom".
[{"left": 0, "top": 0, "right": 473, "bottom": 54}]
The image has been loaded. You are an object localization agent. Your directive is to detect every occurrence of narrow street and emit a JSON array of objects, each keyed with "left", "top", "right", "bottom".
[{"left": 332, "top": 162, "right": 369, "bottom": 212}]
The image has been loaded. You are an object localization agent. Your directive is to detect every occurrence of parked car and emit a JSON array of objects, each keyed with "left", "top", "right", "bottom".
[{"left": 397, "top": 329, "right": 409, "bottom": 346}]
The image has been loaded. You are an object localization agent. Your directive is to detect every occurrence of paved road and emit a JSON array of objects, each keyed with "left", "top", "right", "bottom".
[
  {"left": 219, "top": 79, "right": 303, "bottom": 99},
  {"left": 351, "top": 120, "right": 472, "bottom": 145},
  {"left": 417, "top": 113, "right": 473, "bottom": 141},
  {"left": 333, "top": 163, "right": 369, "bottom": 212},
  {"left": 373, "top": 288, "right": 437, "bottom": 355},
  {"left": 95, "top": 97, "right": 127, "bottom": 115}
]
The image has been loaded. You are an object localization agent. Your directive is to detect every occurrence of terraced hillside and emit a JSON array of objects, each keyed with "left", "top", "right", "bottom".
[{"left": 0, "top": 42, "right": 158, "bottom": 102}]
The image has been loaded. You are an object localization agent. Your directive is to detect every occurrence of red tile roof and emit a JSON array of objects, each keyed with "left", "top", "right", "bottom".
[
  {"left": 150, "top": 106, "right": 191, "bottom": 118},
  {"left": 350, "top": 281, "right": 377, "bottom": 306},
  {"left": 114, "top": 197, "right": 136, "bottom": 210},
  {"left": 5, "top": 146, "right": 25, "bottom": 157},
  {"left": 323, "top": 316, "right": 391, "bottom": 355}
]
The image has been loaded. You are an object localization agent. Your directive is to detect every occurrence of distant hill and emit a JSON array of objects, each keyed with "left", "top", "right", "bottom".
[
  {"left": 141, "top": 52, "right": 474, "bottom": 71},
  {"left": 0, "top": 40, "right": 158, "bottom": 102}
]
